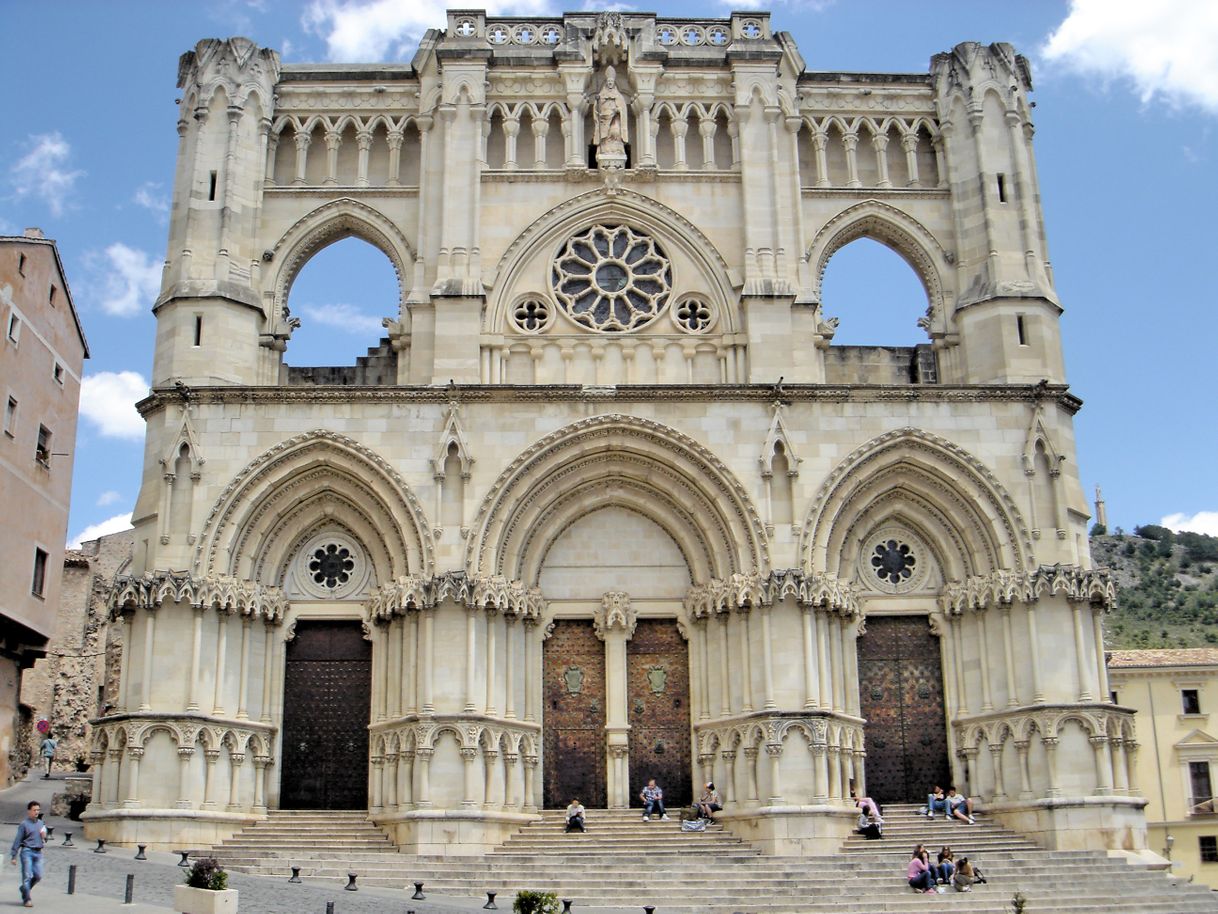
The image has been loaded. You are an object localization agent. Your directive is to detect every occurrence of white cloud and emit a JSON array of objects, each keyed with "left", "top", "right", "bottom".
[
  {"left": 1161, "top": 511, "right": 1218, "bottom": 538},
  {"left": 1044, "top": 0, "right": 1218, "bottom": 114},
  {"left": 93, "top": 242, "right": 162, "bottom": 317},
  {"left": 68, "top": 512, "right": 133, "bottom": 549},
  {"left": 80, "top": 371, "right": 148, "bottom": 441},
  {"left": 133, "top": 182, "right": 169, "bottom": 220},
  {"left": 96, "top": 489, "right": 122, "bottom": 507},
  {"left": 302, "top": 302, "right": 386, "bottom": 335},
  {"left": 9, "top": 132, "right": 84, "bottom": 217},
  {"left": 304, "top": 0, "right": 553, "bottom": 61}
]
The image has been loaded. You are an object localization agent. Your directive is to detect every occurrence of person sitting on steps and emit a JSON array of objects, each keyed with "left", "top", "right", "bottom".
[
  {"left": 640, "top": 779, "right": 669, "bottom": 821},
  {"left": 697, "top": 782, "right": 722, "bottom": 820},
  {"left": 934, "top": 846, "right": 955, "bottom": 885},
  {"left": 926, "top": 785, "right": 948, "bottom": 819},
  {"left": 906, "top": 844, "right": 936, "bottom": 894},
  {"left": 952, "top": 856, "right": 975, "bottom": 892},
  {"left": 565, "top": 798, "right": 586, "bottom": 833},
  {"left": 946, "top": 786, "right": 975, "bottom": 824}
]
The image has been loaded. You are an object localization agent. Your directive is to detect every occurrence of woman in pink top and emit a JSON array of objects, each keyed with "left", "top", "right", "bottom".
[{"left": 907, "top": 844, "right": 936, "bottom": 893}]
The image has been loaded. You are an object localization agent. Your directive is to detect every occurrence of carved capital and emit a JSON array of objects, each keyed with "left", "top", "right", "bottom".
[{"left": 594, "top": 591, "right": 636, "bottom": 640}]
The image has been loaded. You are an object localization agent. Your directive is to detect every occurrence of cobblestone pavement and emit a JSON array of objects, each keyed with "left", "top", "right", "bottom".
[{"left": 1, "top": 774, "right": 642, "bottom": 914}]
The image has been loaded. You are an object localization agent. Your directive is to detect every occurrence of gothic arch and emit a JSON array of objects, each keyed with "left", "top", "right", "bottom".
[
  {"left": 193, "top": 429, "right": 435, "bottom": 583},
  {"left": 486, "top": 187, "right": 740, "bottom": 333},
  {"left": 800, "top": 428, "right": 1033, "bottom": 583},
  {"left": 804, "top": 199, "right": 953, "bottom": 324},
  {"left": 268, "top": 197, "right": 416, "bottom": 321},
  {"left": 465, "top": 414, "right": 768, "bottom": 582}
]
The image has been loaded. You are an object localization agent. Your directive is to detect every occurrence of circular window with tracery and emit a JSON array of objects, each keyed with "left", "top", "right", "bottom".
[
  {"left": 673, "top": 297, "right": 715, "bottom": 333},
  {"left": 871, "top": 540, "right": 915, "bottom": 585},
  {"left": 290, "top": 533, "right": 373, "bottom": 600},
  {"left": 309, "top": 543, "right": 355, "bottom": 589},
  {"left": 857, "top": 527, "right": 933, "bottom": 594},
  {"left": 510, "top": 296, "right": 553, "bottom": 333},
  {"left": 552, "top": 225, "right": 672, "bottom": 332}
]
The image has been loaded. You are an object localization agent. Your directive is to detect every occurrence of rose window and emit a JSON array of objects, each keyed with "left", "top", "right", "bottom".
[
  {"left": 309, "top": 543, "right": 355, "bottom": 589},
  {"left": 552, "top": 225, "right": 672, "bottom": 331},
  {"left": 871, "top": 539, "right": 916, "bottom": 586}
]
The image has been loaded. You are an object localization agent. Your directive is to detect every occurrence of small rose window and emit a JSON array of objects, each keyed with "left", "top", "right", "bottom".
[
  {"left": 871, "top": 539, "right": 916, "bottom": 586},
  {"left": 552, "top": 225, "right": 672, "bottom": 332},
  {"left": 309, "top": 543, "right": 355, "bottom": 589}
]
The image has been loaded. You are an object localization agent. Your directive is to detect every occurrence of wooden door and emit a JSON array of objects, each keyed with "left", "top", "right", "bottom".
[
  {"left": 857, "top": 615, "right": 951, "bottom": 804},
  {"left": 279, "top": 620, "right": 372, "bottom": 810},
  {"left": 543, "top": 620, "right": 607, "bottom": 808},
  {"left": 627, "top": 619, "right": 692, "bottom": 808}
]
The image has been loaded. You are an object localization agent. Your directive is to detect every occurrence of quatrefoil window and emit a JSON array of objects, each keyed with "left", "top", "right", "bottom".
[
  {"left": 674, "top": 298, "right": 713, "bottom": 333},
  {"left": 310, "top": 543, "right": 355, "bottom": 589},
  {"left": 511, "top": 297, "right": 552, "bottom": 333},
  {"left": 871, "top": 539, "right": 916, "bottom": 586},
  {"left": 552, "top": 225, "right": 672, "bottom": 332}
]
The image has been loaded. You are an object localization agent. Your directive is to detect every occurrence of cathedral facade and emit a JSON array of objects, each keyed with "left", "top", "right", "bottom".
[{"left": 85, "top": 10, "right": 1143, "bottom": 856}]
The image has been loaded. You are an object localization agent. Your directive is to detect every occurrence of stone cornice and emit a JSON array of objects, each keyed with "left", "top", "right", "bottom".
[
  {"left": 367, "top": 571, "right": 545, "bottom": 620},
  {"left": 136, "top": 383, "right": 1082, "bottom": 417},
  {"left": 684, "top": 570, "right": 859, "bottom": 618},
  {"left": 109, "top": 573, "right": 286, "bottom": 622},
  {"left": 939, "top": 565, "right": 1117, "bottom": 614}
]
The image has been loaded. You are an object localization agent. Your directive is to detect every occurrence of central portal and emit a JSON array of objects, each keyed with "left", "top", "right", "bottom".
[
  {"left": 279, "top": 620, "right": 372, "bottom": 809},
  {"left": 857, "top": 615, "right": 951, "bottom": 804}
]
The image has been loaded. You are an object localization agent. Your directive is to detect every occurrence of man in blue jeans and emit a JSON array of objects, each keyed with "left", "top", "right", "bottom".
[
  {"left": 926, "top": 785, "right": 948, "bottom": 818},
  {"left": 640, "top": 779, "right": 669, "bottom": 821},
  {"left": 10, "top": 800, "right": 47, "bottom": 907}
]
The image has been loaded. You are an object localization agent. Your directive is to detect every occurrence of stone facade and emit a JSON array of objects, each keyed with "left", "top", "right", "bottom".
[
  {"left": 86, "top": 10, "right": 1143, "bottom": 856},
  {"left": 0, "top": 228, "right": 89, "bottom": 786}
]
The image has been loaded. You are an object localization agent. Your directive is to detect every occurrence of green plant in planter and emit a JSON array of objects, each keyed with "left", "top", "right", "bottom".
[
  {"left": 184, "top": 857, "right": 229, "bottom": 891},
  {"left": 513, "top": 889, "right": 559, "bottom": 914}
]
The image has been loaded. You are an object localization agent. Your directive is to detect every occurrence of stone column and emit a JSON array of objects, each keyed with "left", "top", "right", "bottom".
[
  {"left": 976, "top": 611, "right": 994, "bottom": 712},
  {"left": 227, "top": 752, "right": 245, "bottom": 809},
  {"left": 260, "top": 623, "right": 274, "bottom": 723},
  {"left": 1014, "top": 740, "right": 1033, "bottom": 799},
  {"left": 801, "top": 607, "right": 818, "bottom": 709},
  {"left": 388, "top": 617, "right": 402, "bottom": 719},
  {"left": 844, "top": 620, "right": 860, "bottom": 716},
  {"left": 760, "top": 606, "right": 776, "bottom": 710},
  {"left": 739, "top": 610, "right": 754, "bottom": 712},
  {"left": 1026, "top": 603, "right": 1044, "bottom": 702},
  {"left": 523, "top": 618, "right": 537, "bottom": 722},
  {"left": 827, "top": 745, "right": 841, "bottom": 800},
  {"left": 253, "top": 757, "right": 269, "bottom": 811},
  {"left": 1092, "top": 608, "right": 1111, "bottom": 700},
  {"left": 370, "top": 756, "right": 384, "bottom": 812},
  {"left": 384, "top": 752, "right": 399, "bottom": 810},
  {"left": 485, "top": 610, "right": 498, "bottom": 717},
  {"left": 1042, "top": 737, "right": 1060, "bottom": 797},
  {"left": 139, "top": 610, "right": 157, "bottom": 711},
  {"left": 1127, "top": 742, "right": 1141, "bottom": 794},
  {"left": 117, "top": 614, "right": 133, "bottom": 712},
  {"left": 1112, "top": 738, "right": 1130, "bottom": 794},
  {"left": 744, "top": 747, "right": 761, "bottom": 803},
  {"left": 1073, "top": 605, "right": 1095, "bottom": 701},
  {"left": 829, "top": 615, "right": 844, "bottom": 713},
  {"left": 356, "top": 129, "right": 372, "bottom": 186},
  {"left": 460, "top": 747, "right": 479, "bottom": 807},
  {"left": 811, "top": 744, "right": 828, "bottom": 801},
  {"left": 399, "top": 751, "right": 414, "bottom": 809},
  {"left": 212, "top": 612, "right": 229, "bottom": 717},
  {"left": 107, "top": 748, "right": 123, "bottom": 807},
  {"left": 766, "top": 744, "right": 783, "bottom": 804},
  {"left": 202, "top": 749, "right": 220, "bottom": 809},
  {"left": 721, "top": 748, "right": 738, "bottom": 804},
  {"left": 386, "top": 129, "right": 403, "bottom": 185},
  {"left": 1090, "top": 735, "right": 1114, "bottom": 795},
  {"left": 415, "top": 748, "right": 433, "bottom": 806},
  {"left": 123, "top": 747, "right": 143, "bottom": 808},
  {"left": 504, "top": 752, "right": 519, "bottom": 809},
  {"left": 525, "top": 755, "right": 541, "bottom": 812},
  {"left": 842, "top": 131, "right": 860, "bottom": 187},
  {"left": 323, "top": 129, "right": 340, "bottom": 184},
  {"left": 292, "top": 131, "right": 310, "bottom": 184},
  {"left": 504, "top": 615, "right": 518, "bottom": 719},
  {"left": 596, "top": 592, "right": 636, "bottom": 809},
  {"left": 816, "top": 609, "right": 832, "bottom": 712},
  {"left": 872, "top": 133, "right": 891, "bottom": 187},
  {"left": 236, "top": 617, "right": 252, "bottom": 719},
  {"left": 187, "top": 606, "right": 205, "bottom": 711},
  {"left": 717, "top": 611, "right": 732, "bottom": 716},
  {"left": 1000, "top": 606, "right": 1018, "bottom": 707},
  {"left": 988, "top": 744, "right": 1007, "bottom": 800},
  {"left": 962, "top": 748, "right": 979, "bottom": 799},
  {"left": 90, "top": 750, "right": 106, "bottom": 809},
  {"left": 421, "top": 610, "right": 435, "bottom": 714},
  {"left": 812, "top": 129, "right": 830, "bottom": 187},
  {"left": 853, "top": 748, "right": 867, "bottom": 797},
  {"left": 404, "top": 612, "right": 418, "bottom": 714},
  {"left": 483, "top": 748, "right": 499, "bottom": 809},
  {"left": 697, "top": 617, "right": 711, "bottom": 720},
  {"left": 176, "top": 747, "right": 194, "bottom": 809},
  {"left": 901, "top": 132, "right": 920, "bottom": 187},
  {"left": 700, "top": 753, "right": 714, "bottom": 789},
  {"left": 465, "top": 607, "right": 479, "bottom": 713},
  {"left": 951, "top": 614, "right": 969, "bottom": 715}
]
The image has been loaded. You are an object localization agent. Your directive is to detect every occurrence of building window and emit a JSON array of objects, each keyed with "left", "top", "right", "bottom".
[
  {"left": 53, "top": 363, "right": 64, "bottom": 385},
  {"left": 49, "top": 285, "right": 57, "bottom": 306},
  {"left": 1183, "top": 689, "right": 1202, "bottom": 715},
  {"left": 1191, "top": 761, "right": 1214, "bottom": 812},
  {"left": 31, "top": 548, "right": 48, "bottom": 597},
  {"left": 1201, "top": 836, "right": 1218, "bottom": 863},
  {"left": 18, "top": 253, "right": 27, "bottom": 277},
  {"left": 35, "top": 424, "right": 51, "bottom": 465},
  {"left": 4, "top": 396, "right": 15, "bottom": 437},
  {"left": 1110, "top": 690, "right": 1119, "bottom": 705},
  {"left": 6, "top": 313, "right": 19, "bottom": 344}
]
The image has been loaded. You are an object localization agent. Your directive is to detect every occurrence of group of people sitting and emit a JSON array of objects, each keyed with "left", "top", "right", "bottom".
[
  {"left": 925, "top": 785, "right": 975, "bottom": 824},
  {"left": 564, "top": 780, "right": 723, "bottom": 832},
  {"left": 907, "top": 844, "right": 982, "bottom": 893}
]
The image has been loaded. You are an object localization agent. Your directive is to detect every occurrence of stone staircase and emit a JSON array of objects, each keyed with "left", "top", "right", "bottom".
[{"left": 208, "top": 805, "right": 1218, "bottom": 912}]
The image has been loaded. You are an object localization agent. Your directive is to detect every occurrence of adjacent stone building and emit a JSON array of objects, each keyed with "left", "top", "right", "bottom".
[
  {"left": 87, "top": 10, "right": 1139, "bottom": 856},
  {"left": 0, "top": 229, "right": 89, "bottom": 785}
]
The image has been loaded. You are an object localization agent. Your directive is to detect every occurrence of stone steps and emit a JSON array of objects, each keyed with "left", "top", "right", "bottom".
[{"left": 206, "top": 807, "right": 1218, "bottom": 913}]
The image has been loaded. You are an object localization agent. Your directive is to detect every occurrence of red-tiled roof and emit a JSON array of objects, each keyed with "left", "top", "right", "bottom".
[{"left": 1108, "top": 649, "right": 1218, "bottom": 669}]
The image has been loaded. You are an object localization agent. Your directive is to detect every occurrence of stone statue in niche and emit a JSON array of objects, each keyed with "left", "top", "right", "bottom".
[
  {"left": 593, "top": 65, "right": 629, "bottom": 164},
  {"left": 564, "top": 665, "right": 584, "bottom": 695}
]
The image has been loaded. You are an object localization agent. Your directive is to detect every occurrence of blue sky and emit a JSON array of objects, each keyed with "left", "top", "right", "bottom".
[{"left": 1, "top": 0, "right": 1215, "bottom": 545}]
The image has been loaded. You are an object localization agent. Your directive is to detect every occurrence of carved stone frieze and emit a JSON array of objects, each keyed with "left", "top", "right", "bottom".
[
  {"left": 593, "top": 591, "right": 636, "bottom": 640},
  {"left": 683, "top": 570, "right": 859, "bottom": 619},
  {"left": 365, "top": 572, "right": 546, "bottom": 621},
  {"left": 109, "top": 573, "right": 286, "bottom": 622},
  {"left": 940, "top": 565, "right": 1118, "bottom": 614}
]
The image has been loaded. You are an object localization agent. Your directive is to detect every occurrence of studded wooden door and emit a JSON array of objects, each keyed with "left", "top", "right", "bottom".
[
  {"left": 626, "top": 619, "right": 693, "bottom": 808},
  {"left": 857, "top": 615, "right": 951, "bottom": 805},
  {"left": 279, "top": 620, "right": 372, "bottom": 810},
  {"left": 543, "top": 620, "right": 607, "bottom": 809}
]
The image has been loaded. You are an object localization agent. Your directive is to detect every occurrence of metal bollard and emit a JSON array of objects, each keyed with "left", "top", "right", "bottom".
[
  {"left": 484, "top": 891, "right": 498, "bottom": 909},
  {"left": 46, "top": 826, "right": 54, "bottom": 840},
  {"left": 67, "top": 864, "right": 77, "bottom": 895},
  {"left": 326, "top": 903, "right": 335, "bottom": 914},
  {"left": 134, "top": 844, "right": 147, "bottom": 860},
  {"left": 175, "top": 850, "right": 191, "bottom": 867},
  {"left": 643, "top": 907, "right": 655, "bottom": 914},
  {"left": 562, "top": 901, "right": 573, "bottom": 913},
  {"left": 288, "top": 865, "right": 303, "bottom": 883},
  {"left": 124, "top": 873, "right": 135, "bottom": 904},
  {"left": 62, "top": 832, "right": 74, "bottom": 847},
  {"left": 344, "top": 872, "right": 358, "bottom": 892},
  {"left": 412, "top": 881, "right": 425, "bottom": 900},
  {"left": 94, "top": 838, "right": 107, "bottom": 854}
]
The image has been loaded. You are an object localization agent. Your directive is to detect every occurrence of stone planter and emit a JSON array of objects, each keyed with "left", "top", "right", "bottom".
[{"left": 173, "top": 885, "right": 238, "bottom": 914}]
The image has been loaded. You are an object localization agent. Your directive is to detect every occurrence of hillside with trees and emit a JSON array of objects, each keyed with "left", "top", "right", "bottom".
[{"left": 1092, "top": 526, "right": 1218, "bottom": 649}]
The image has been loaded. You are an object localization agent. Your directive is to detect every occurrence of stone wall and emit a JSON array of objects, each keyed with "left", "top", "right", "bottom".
[{"left": 20, "top": 530, "right": 132, "bottom": 775}]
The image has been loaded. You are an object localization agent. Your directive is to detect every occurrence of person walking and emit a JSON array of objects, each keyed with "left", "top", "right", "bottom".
[
  {"left": 10, "top": 800, "right": 47, "bottom": 907},
  {"left": 640, "top": 779, "right": 669, "bottom": 821},
  {"left": 38, "top": 734, "right": 57, "bottom": 779}
]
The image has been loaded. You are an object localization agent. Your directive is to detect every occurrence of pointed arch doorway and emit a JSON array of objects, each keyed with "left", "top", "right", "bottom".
[{"left": 279, "top": 620, "right": 372, "bottom": 809}]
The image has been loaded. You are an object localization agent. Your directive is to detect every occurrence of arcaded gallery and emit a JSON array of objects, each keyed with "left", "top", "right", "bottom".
[{"left": 84, "top": 9, "right": 1140, "bottom": 858}]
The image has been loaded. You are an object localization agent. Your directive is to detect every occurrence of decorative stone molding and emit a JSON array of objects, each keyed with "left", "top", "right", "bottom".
[
  {"left": 90, "top": 713, "right": 275, "bottom": 758},
  {"left": 109, "top": 573, "right": 286, "bottom": 622},
  {"left": 695, "top": 712, "right": 864, "bottom": 760},
  {"left": 593, "top": 592, "right": 636, "bottom": 640},
  {"left": 370, "top": 715, "right": 539, "bottom": 758},
  {"left": 177, "top": 38, "right": 280, "bottom": 112},
  {"left": 684, "top": 570, "right": 858, "bottom": 619},
  {"left": 940, "top": 565, "right": 1117, "bottom": 614},
  {"left": 366, "top": 572, "right": 546, "bottom": 620}
]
